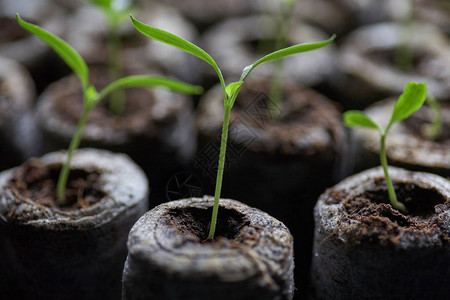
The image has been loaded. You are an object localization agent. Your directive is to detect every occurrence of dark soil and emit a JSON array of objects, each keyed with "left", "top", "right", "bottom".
[
  {"left": 339, "top": 181, "right": 449, "bottom": 246},
  {"left": 6, "top": 158, "right": 105, "bottom": 211},
  {"left": 166, "top": 207, "right": 249, "bottom": 241}
]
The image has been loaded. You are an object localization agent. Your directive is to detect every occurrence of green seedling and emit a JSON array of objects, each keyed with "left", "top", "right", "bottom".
[
  {"left": 343, "top": 82, "right": 427, "bottom": 213},
  {"left": 395, "top": 0, "right": 414, "bottom": 71},
  {"left": 131, "top": 15, "right": 335, "bottom": 239},
  {"left": 268, "top": 0, "right": 297, "bottom": 116},
  {"left": 85, "top": 0, "right": 131, "bottom": 115},
  {"left": 422, "top": 94, "right": 442, "bottom": 140},
  {"left": 17, "top": 14, "right": 203, "bottom": 204}
]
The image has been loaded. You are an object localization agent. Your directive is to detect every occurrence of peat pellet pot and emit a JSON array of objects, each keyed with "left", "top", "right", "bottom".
[
  {"left": 311, "top": 167, "right": 450, "bottom": 300},
  {"left": 0, "top": 148, "right": 148, "bottom": 300},
  {"left": 122, "top": 196, "right": 294, "bottom": 300}
]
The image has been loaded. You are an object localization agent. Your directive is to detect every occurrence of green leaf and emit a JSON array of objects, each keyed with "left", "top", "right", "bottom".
[
  {"left": 240, "top": 34, "right": 336, "bottom": 81},
  {"left": 16, "top": 14, "right": 89, "bottom": 90},
  {"left": 94, "top": 75, "right": 203, "bottom": 105},
  {"left": 225, "top": 81, "right": 243, "bottom": 108},
  {"left": 389, "top": 82, "right": 427, "bottom": 126},
  {"left": 130, "top": 15, "right": 222, "bottom": 78},
  {"left": 343, "top": 110, "right": 382, "bottom": 132},
  {"left": 225, "top": 81, "right": 243, "bottom": 99},
  {"left": 86, "top": 0, "right": 112, "bottom": 9},
  {"left": 86, "top": 85, "right": 97, "bottom": 103}
]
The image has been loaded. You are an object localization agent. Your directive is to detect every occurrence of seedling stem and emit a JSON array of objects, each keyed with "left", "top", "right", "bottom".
[
  {"left": 107, "top": 20, "right": 125, "bottom": 115},
  {"left": 395, "top": 0, "right": 414, "bottom": 71},
  {"left": 131, "top": 15, "right": 335, "bottom": 238},
  {"left": 86, "top": 0, "right": 131, "bottom": 115},
  {"left": 269, "top": 0, "right": 296, "bottom": 117},
  {"left": 343, "top": 82, "right": 427, "bottom": 214},
  {"left": 57, "top": 105, "right": 90, "bottom": 202},
  {"left": 379, "top": 132, "right": 405, "bottom": 212},
  {"left": 208, "top": 105, "right": 231, "bottom": 239}
]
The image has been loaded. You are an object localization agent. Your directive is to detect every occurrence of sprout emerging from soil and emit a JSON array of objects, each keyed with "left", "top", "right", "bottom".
[
  {"left": 131, "top": 15, "right": 335, "bottom": 239},
  {"left": 343, "top": 82, "right": 427, "bottom": 213},
  {"left": 17, "top": 14, "right": 203, "bottom": 204}
]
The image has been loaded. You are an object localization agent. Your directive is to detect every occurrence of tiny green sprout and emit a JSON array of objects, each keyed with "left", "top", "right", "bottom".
[
  {"left": 343, "top": 82, "right": 427, "bottom": 213},
  {"left": 85, "top": 0, "right": 131, "bottom": 115},
  {"left": 131, "top": 15, "right": 335, "bottom": 239},
  {"left": 17, "top": 14, "right": 203, "bottom": 204},
  {"left": 422, "top": 94, "right": 442, "bottom": 140}
]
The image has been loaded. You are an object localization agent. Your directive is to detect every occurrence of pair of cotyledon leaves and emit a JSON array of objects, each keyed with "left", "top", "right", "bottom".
[
  {"left": 129, "top": 16, "right": 335, "bottom": 108},
  {"left": 344, "top": 82, "right": 428, "bottom": 136},
  {"left": 343, "top": 82, "right": 427, "bottom": 214},
  {"left": 16, "top": 13, "right": 335, "bottom": 111}
]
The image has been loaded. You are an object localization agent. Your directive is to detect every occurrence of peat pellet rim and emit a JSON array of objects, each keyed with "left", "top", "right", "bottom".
[
  {"left": 5, "top": 158, "right": 106, "bottom": 212},
  {"left": 126, "top": 196, "right": 294, "bottom": 283},
  {"left": 345, "top": 181, "right": 446, "bottom": 218},
  {"left": 0, "top": 148, "right": 148, "bottom": 229},
  {"left": 317, "top": 167, "right": 450, "bottom": 248}
]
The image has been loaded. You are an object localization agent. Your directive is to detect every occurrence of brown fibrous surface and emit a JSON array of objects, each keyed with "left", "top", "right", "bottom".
[
  {"left": 6, "top": 158, "right": 105, "bottom": 212},
  {"left": 328, "top": 179, "right": 450, "bottom": 246}
]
